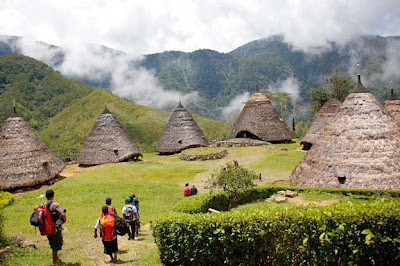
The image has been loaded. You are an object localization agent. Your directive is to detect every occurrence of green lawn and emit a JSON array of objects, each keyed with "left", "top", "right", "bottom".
[{"left": 1, "top": 144, "right": 305, "bottom": 265}]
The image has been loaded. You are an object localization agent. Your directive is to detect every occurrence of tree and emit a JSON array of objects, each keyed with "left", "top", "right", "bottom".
[
  {"left": 325, "top": 69, "right": 354, "bottom": 101},
  {"left": 206, "top": 162, "right": 257, "bottom": 209},
  {"left": 310, "top": 89, "right": 330, "bottom": 112}
]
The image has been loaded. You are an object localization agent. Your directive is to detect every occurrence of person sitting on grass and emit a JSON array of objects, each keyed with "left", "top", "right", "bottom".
[
  {"left": 190, "top": 185, "right": 198, "bottom": 196},
  {"left": 94, "top": 206, "right": 118, "bottom": 263},
  {"left": 184, "top": 183, "right": 190, "bottom": 197},
  {"left": 122, "top": 197, "right": 139, "bottom": 240}
]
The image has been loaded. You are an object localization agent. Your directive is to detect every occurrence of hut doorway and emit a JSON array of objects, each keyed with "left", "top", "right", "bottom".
[{"left": 236, "top": 131, "right": 261, "bottom": 140}]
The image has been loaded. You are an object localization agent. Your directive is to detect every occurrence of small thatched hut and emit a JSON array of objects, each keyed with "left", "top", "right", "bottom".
[
  {"left": 230, "top": 92, "right": 292, "bottom": 142},
  {"left": 156, "top": 102, "right": 208, "bottom": 154},
  {"left": 0, "top": 112, "right": 65, "bottom": 190},
  {"left": 78, "top": 106, "right": 141, "bottom": 166},
  {"left": 384, "top": 89, "right": 400, "bottom": 126},
  {"left": 300, "top": 98, "right": 342, "bottom": 150},
  {"left": 291, "top": 75, "right": 400, "bottom": 190}
]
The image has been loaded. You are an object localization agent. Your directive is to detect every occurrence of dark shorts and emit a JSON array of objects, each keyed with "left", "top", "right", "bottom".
[
  {"left": 47, "top": 233, "right": 63, "bottom": 251},
  {"left": 102, "top": 238, "right": 118, "bottom": 255}
]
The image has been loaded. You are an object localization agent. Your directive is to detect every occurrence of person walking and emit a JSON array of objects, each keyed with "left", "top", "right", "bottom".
[
  {"left": 122, "top": 197, "right": 139, "bottom": 240},
  {"left": 129, "top": 195, "right": 140, "bottom": 234},
  {"left": 94, "top": 206, "right": 118, "bottom": 263},
  {"left": 190, "top": 185, "right": 198, "bottom": 196},
  {"left": 100, "top": 198, "right": 117, "bottom": 217},
  {"left": 184, "top": 183, "right": 190, "bottom": 197},
  {"left": 45, "top": 189, "right": 66, "bottom": 265}
]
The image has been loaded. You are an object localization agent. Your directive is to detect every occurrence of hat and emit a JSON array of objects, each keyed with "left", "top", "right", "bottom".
[{"left": 124, "top": 197, "right": 131, "bottom": 202}]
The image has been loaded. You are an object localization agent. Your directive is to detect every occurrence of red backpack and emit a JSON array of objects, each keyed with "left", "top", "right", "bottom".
[
  {"left": 30, "top": 202, "right": 55, "bottom": 235},
  {"left": 100, "top": 215, "right": 116, "bottom": 241}
]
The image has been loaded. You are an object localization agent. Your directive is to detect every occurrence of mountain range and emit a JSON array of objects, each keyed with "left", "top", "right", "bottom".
[{"left": 1, "top": 34, "right": 399, "bottom": 121}]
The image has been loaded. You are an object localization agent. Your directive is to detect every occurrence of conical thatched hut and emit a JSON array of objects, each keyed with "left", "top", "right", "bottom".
[
  {"left": 230, "top": 92, "right": 292, "bottom": 142},
  {"left": 300, "top": 98, "right": 342, "bottom": 150},
  {"left": 384, "top": 89, "right": 400, "bottom": 126},
  {"left": 291, "top": 75, "right": 400, "bottom": 190},
  {"left": 156, "top": 102, "right": 208, "bottom": 154},
  {"left": 78, "top": 107, "right": 141, "bottom": 166},
  {"left": 0, "top": 112, "right": 65, "bottom": 190}
]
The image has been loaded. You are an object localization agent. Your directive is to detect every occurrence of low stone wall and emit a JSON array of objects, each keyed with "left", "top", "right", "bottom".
[
  {"left": 210, "top": 138, "right": 270, "bottom": 148},
  {"left": 180, "top": 149, "right": 228, "bottom": 161}
]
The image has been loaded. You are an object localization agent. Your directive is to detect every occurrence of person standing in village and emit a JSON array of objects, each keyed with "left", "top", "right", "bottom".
[
  {"left": 100, "top": 198, "right": 117, "bottom": 217},
  {"left": 184, "top": 183, "right": 190, "bottom": 197},
  {"left": 122, "top": 197, "right": 139, "bottom": 240},
  {"left": 190, "top": 185, "right": 198, "bottom": 196},
  {"left": 45, "top": 189, "right": 66, "bottom": 265},
  {"left": 94, "top": 206, "right": 118, "bottom": 263},
  {"left": 129, "top": 194, "right": 140, "bottom": 235}
]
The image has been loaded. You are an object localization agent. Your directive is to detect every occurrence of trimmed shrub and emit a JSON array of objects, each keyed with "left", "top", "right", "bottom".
[
  {"left": 153, "top": 199, "right": 400, "bottom": 265},
  {"left": 173, "top": 186, "right": 400, "bottom": 213},
  {"left": 0, "top": 191, "right": 14, "bottom": 209}
]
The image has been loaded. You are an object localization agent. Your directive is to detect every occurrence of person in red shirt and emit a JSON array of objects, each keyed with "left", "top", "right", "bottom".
[{"left": 184, "top": 183, "right": 190, "bottom": 197}]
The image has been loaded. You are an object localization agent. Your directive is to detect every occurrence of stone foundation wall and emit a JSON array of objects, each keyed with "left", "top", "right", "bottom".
[{"left": 180, "top": 149, "right": 228, "bottom": 161}]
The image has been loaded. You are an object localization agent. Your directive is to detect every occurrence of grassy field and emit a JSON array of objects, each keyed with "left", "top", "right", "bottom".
[{"left": 1, "top": 144, "right": 305, "bottom": 265}]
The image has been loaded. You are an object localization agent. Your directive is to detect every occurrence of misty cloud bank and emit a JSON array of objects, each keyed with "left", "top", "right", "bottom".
[{"left": 15, "top": 38, "right": 199, "bottom": 109}]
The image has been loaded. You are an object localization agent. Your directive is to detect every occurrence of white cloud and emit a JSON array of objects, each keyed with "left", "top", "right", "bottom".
[
  {"left": 0, "top": 0, "right": 399, "bottom": 54},
  {"left": 220, "top": 92, "right": 250, "bottom": 124}
]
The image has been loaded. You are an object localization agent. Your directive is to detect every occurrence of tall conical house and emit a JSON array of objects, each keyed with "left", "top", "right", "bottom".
[
  {"left": 291, "top": 75, "right": 400, "bottom": 190},
  {"left": 0, "top": 109, "right": 65, "bottom": 190},
  {"left": 230, "top": 92, "right": 292, "bottom": 142},
  {"left": 78, "top": 106, "right": 141, "bottom": 166},
  {"left": 300, "top": 98, "right": 342, "bottom": 150},
  {"left": 156, "top": 102, "right": 208, "bottom": 154},
  {"left": 384, "top": 89, "right": 400, "bottom": 126}
]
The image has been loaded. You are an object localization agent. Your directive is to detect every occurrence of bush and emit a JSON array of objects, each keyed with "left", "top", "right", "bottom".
[
  {"left": 153, "top": 199, "right": 400, "bottom": 265},
  {"left": 0, "top": 191, "right": 14, "bottom": 209},
  {"left": 172, "top": 186, "right": 400, "bottom": 214}
]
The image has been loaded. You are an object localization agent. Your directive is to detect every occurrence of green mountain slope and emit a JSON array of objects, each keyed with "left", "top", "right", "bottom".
[
  {"left": 0, "top": 54, "right": 94, "bottom": 129},
  {"left": 39, "top": 90, "right": 230, "bottom": 157}
]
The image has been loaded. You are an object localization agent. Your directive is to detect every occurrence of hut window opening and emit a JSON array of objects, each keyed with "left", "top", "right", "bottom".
[
  {"left": 338, "top": 176, "right": 346, "bottom": 184},
  {"left": 113, "top": 149, "right": 119, "bottom": 155},
  {"left": 178, "top": 140, "right": 183, "bottom": 144},
  {"left": 236, "top": 131, "right": 261, "bottom": 140},
  {"left": 42, "top": 162, "right": 49, "bottom": 171}
]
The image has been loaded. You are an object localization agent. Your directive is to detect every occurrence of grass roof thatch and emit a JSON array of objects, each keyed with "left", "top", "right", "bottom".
[
  {"left": 384, "top": 89, "right": 400, "bottom": 126},
  {"left": 156, "top": 102, "right": 209, "bottom": 154},
  {"left": 0, "top": 114, "right": 65, "bottom": 190},
  {"left": 230, "top": 92, "right": 293, "bottom": 142},
  {"left": 291, "top": 75, "right": 400, "bottom": 190},
  {"left": 78, "top": 107, "right": 141, "bottom": 166},
  {"left": 300, "top": 98, "right": 342, "bottom": 150}
]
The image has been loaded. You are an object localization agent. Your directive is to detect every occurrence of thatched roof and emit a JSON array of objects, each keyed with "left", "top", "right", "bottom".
[
  {"left": 384, "top": 89, "right": 400, "bottom": 126},
  {"left": 156, "top": 102, "right": 208, "bottom": 154},
  {"left": 0, "top": 114, "right": 65, "bottom": 190},
  {"left": 291, "top": 75, "right": 400, "bottom": 190},
  {"left": 230, "top": 92, "right": 293, "bottom": 142},
  {"left": 300, "top": 98, "right": 342, "bottom": 150},
  {"left": 78, "top": 107, "right": 141, "bottom": 166}
]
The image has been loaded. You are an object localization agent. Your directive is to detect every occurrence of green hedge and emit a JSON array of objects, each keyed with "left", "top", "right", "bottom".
[
  {"left": 0, "top": 191, "right": 14, "bottom": 209},
  {"left": 173, "top": 186, "right": 400, "bottom": 213},
  {"left": 153, "top": 199, "right": 400, "bottom": 265},
  {"left": 0, "top": 191, "right": 13, "bottom": 248}
]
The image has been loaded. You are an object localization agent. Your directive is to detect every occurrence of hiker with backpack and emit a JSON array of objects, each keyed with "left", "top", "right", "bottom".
[
  {"left": 94, "top": 206, "right": 118, "bottom": 263},
  {"left": 122, "top": 197, "right": 139, "bottom": 240},
  {"left": 100, "top": 198, "right": 117, "bottom": 217},
  {"left": 129, "top": 194, "right": 140, "bottom": 235},
  {"left": 30, "top": 189, "right": 66, "bottom": 265}
]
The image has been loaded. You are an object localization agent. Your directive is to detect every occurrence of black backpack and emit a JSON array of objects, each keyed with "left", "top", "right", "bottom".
[{"left": 111, "top": 213, "right": 128, "bottom": 236}]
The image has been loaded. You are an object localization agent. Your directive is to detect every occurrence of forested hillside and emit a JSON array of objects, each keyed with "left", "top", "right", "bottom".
[
  {"left": 1, "top": 34, "right": 399, "bottom": 121},
  {"left": 0, "top": 54, "right": 94, "bottom": 130},
  {"left": 0, "top": 54, "right": 230, "bottom": 157}
]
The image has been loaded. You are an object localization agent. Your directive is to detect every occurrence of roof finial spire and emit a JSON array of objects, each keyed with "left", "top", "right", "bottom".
[
  {"left": 256, "top": 84, "right": 259, "bottom": 92},
  {"left": 13, "top": 99, "right": 16, "bottom": 114},
  {"left": 390, "top": 81, "right": 393, "bottom": 96}
]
